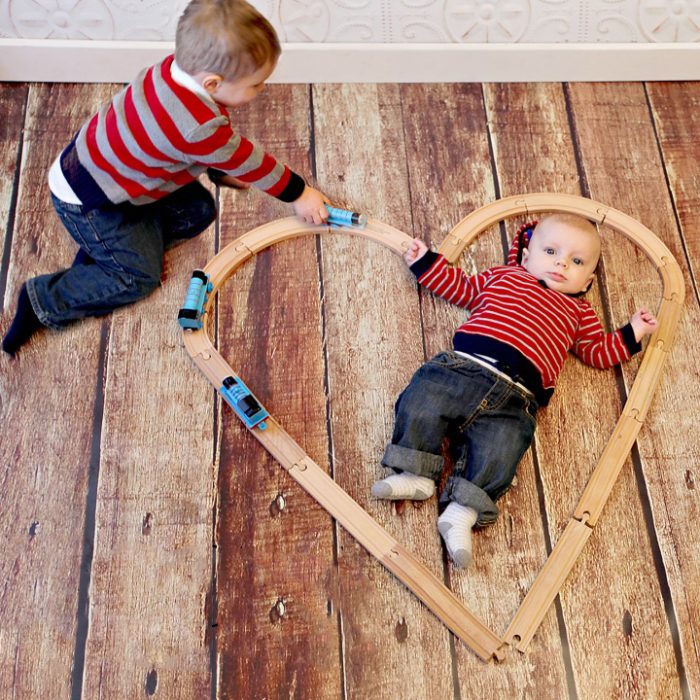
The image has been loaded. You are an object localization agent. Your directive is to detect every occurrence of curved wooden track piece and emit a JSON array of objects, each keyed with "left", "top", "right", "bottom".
[
  {"left": 181, "top": 194, "right": 683, "bottom": 662},
  {"left": 437, "top": 193, "right": 684, "bottom": 652},
  {"left": 182, "top": 216, "right": 506, "bottom": 662}
]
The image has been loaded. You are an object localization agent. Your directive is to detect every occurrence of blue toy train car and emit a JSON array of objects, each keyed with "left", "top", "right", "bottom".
[
  {"left": 326, "top": 206, "right": 367, "bottom": 229},
  {"left": 178, "top": 270, "right": 213, "bottom": 330},
  {"left": 220, "top": 376, "right": 269, "bottom": 430}
]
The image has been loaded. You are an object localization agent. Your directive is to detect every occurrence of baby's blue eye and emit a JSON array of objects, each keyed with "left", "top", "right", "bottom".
[
  {"left": 573, "top": 258, "right": 583, "bottom": 265},
  {"left": 545, "top": 247, "right": 555, "bottom": 255}
]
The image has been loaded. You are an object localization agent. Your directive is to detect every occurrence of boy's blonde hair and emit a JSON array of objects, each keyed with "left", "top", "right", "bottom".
[{"left": 175, "top": 0, "right": 280, "bottom": 80}]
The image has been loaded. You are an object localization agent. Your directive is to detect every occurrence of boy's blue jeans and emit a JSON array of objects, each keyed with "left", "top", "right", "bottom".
[
  {"left": 27, "top": 180, "right": 216, "bottom": 329},
  {"left": 381, "top": 351, "right": 538, "bottom": 525}
]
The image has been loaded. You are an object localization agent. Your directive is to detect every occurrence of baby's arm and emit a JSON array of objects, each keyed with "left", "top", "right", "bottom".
[
  {"left": 630, "top": 308, "right": 658, "bottom": 342},
  {"left": 404, "top": 238, "right": 429, "bottom": 266}
]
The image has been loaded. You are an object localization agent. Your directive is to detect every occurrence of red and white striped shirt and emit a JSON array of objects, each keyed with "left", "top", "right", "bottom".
[
  {"left": 411, "top": 239, "right": 639, "bottom": 405},
  {"left": 54, "top": 55, "right": 304, "bottom": 209}
]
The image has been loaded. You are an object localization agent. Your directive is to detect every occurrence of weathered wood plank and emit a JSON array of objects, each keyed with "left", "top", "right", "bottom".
[
  {"left": 571, "top": 81, "right": 699, "bottom": 697},
  {"left": 487, "top": 82, "right": 683, "bottom": 698},
  {"left": 483, "top": 85, "right": 627, "bottom": 686},
  {"left": 511, "top": 81, "right": 682, "bottom": 698},
  {"left": 645, "top": 80, "right": 700, "bottom": 699},
  {"left": 80, "top": 198, "right": 216, "bottom": 696},
  {"left": 215, "top": 84, "right": 342, "bottom": 699},
  {"left": 0, "top": 83, "right": 107, "bottom": 698},
  {"left": 313, "top": 83, "right": 454, "bottom": 698},
  {"left": 0, "top": 83, "right": 27, "bottom": 292},
  {"left": 400, "top": 82, "right": 572, "bottom": 692}
]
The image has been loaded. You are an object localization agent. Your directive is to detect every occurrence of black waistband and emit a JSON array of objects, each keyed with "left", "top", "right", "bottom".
[
  {"left": 452, "top": 333, "right": 553, "bottom": 406},
  {"left": 60, "top": 137, "right": 111, "bottom": 210}
]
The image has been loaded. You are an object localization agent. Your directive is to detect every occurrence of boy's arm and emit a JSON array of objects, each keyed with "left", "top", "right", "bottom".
[
  {"left": 197, "top": 122, "right": 328, "bottom": 221},
  {"left": 405, "top": 238, "right": 487, "bottom": 309},
  {"left": 572, "top": 305, "right": 656, "bottom": 368}
]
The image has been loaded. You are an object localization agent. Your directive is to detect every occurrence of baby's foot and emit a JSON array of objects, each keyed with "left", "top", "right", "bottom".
[
  {"left": 371, "top": 473, "right": 435, "bottom": 501},
  {"left": 438, "top": 503, "right": 478, "bottom": 569}
]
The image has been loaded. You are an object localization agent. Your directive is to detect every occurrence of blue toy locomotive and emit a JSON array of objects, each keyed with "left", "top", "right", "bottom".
[
  {"left": 326, "top": 206, "right": 367, "bottom": 228},
  {"left": 178, "top": 270, "right": 213, "bottom": 330},
  {"left": 220, "top": 375, "right": 269, "bottom": 430}
]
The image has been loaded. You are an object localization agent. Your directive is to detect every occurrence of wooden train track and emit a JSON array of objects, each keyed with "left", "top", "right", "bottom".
[{"left": 180, "top": 193, "right": 684, "bottom": 662}]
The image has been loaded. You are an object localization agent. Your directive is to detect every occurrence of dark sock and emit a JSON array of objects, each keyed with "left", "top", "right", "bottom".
[{"left": 2, "top": 285, "right": 43, "bottom": 356}]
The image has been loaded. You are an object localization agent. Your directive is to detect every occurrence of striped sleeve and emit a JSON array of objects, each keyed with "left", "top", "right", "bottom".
[
  {"left": 572, "top": 304, "right": 640, "bottom": 368},
  {"left": 185, "top": 120, "right": 304, "bottom": 201},
  {"left": 413, "top": 253, "right": 491, "bottom": 310}
]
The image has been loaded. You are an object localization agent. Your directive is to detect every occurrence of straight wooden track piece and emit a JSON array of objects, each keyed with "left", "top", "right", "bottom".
[
  {"left": 437, "top": 193, "right": 684, "bottom": 652},
  {"left": 181, "top": 217, "right": 506, "bottom": 662}
]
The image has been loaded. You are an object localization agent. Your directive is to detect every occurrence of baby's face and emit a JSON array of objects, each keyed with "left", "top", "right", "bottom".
[{"left": 521, "top": 218, "right": 600, "bottom": 294}]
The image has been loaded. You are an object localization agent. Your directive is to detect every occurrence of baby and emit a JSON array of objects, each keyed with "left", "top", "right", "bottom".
[{"left": 372, "top": 214, "right": 657, "bottom": 568}]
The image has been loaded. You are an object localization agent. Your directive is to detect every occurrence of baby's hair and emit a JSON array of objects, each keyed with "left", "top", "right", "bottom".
[
  {"left": 175, "top": 0, "right": 280, "bottom": 81},
  {"left": 536, "top": 212, "right": 599, "bottom": 239}
]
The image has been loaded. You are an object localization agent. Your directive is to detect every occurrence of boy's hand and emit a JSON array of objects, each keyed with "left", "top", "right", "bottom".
[
  {"left": 630, "top": 308, "right": 658, "bottom": 342},
  {"left": 404, "top": 238, "right": 429, "bottom": 266},
  {"left": 216, "top": 174, "right": 251, "bottom": 190},
  {"left": 206, "top": 169, "right": 251, "bottom": 189},
  {"left": 293, "top": 186, "right": 330, "bottom": 225}
]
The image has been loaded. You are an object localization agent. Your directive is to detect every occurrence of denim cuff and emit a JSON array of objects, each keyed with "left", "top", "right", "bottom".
[
  {"left": 381, "top": 443, "right": 443, "bottom": 480},
  {"left": 439, "top": 476, "right": 499, "bottom": 525},
  {"left": 25, "top": 276, "right": 63, "bottom": 330}
]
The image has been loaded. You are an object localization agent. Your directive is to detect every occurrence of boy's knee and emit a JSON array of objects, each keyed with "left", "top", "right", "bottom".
[
  {"left": 117, "top": 269, "right": 160, "bottom": 302},
  {"left": 166, "top": 187, "right": 217, "bottom": 243},
  {"left": 133, "top": 273, "right": 161, "bottom": 297}
]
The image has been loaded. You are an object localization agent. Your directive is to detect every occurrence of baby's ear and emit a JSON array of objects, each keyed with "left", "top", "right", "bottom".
[{"left": 520, "top": 247, "right": 529, "bottom": 264}]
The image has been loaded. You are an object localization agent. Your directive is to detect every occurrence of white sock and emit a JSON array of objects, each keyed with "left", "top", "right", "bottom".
[
  {"left": 371, "top": 473, "right": 435, "bottom": 501},
  {"left": 438, "top": 503, "right": 478, "bottom": 569}
]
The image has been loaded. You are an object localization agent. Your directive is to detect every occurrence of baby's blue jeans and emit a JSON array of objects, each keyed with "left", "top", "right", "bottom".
[
  {"left": 27, "top": 180, "right": 216, "bottom": 329},
  {"left": 381, "top": 351, "right": 538, "bottom": 525}
]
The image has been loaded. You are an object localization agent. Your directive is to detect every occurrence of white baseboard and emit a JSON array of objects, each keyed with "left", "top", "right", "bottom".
[{"left": 1, "top": 38, "right": 699, "bottom": 83}]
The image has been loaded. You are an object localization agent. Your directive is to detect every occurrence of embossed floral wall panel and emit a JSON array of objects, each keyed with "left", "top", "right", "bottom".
[{"left": 1, "top": 0, "right": 699, "bottom": 43}]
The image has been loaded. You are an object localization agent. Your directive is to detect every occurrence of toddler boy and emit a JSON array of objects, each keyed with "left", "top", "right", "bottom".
[{"left": 3, "top": 0, "right": 329, "bottom": 355}]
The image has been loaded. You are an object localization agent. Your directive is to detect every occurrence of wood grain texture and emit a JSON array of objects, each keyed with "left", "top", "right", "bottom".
[
  {"left": 399, "top": 83, "right": 573, "bottom": 695},
  {"left": 572, "top": 81, "right": 698, "bottom": 698},
  {"left": 646, "top": 80, "right": 700, "bottom": 699},
  {"left": 0, "top": 83, "right": 26, "bottom": 293},
  {"left": 215, "top": 85, "right": 343, "bottom": 699},
  {"left": 646, "top": 82, "right": 700, "bottom": 292},
  {"left": 2, "top": 79, "right": 699, "bottom": 699},
  {"left": 80, "top": 191, "right": 216, "bottom": 696},
  {"left": 313, "top": 83, "right": 454, "bottom": 698},
  {"left": 0, "top": 83, "right": 108, "bottom": 698},
  {"left": 487, "top": 82, "right": 683, "bottom": 698}
]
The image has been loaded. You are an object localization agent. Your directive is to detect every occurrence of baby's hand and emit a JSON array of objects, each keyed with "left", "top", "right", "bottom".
[
  {"left": 404, "top": 238, "right": 429, "bottom": 266},
  {"left": 630, "top": 308, "right": 658, "bottom": 342},
  {"left": 293, "top": 186, "right": 330, "bottom": 225}
]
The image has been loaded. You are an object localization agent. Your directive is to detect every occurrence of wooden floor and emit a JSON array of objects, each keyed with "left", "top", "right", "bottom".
[{"left": 1, "top": 80, "right": 699, "bottom": 699}]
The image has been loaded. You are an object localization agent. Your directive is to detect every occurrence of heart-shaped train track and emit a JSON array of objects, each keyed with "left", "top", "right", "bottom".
[{"left": 180, "top": 193, "right": 684, "bottom": 662}]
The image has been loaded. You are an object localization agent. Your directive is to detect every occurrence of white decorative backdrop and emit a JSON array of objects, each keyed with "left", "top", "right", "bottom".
[{"left": 2, "top": 0, "right": 700, "bottom": 43}]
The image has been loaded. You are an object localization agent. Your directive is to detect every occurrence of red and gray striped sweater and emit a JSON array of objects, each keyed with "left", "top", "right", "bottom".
[
  {"left": 410, "top": 235, "right": 640, "bottom": 406},
  {"left": 57, "top": 54, "right": 305, "bottom": 209}
]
